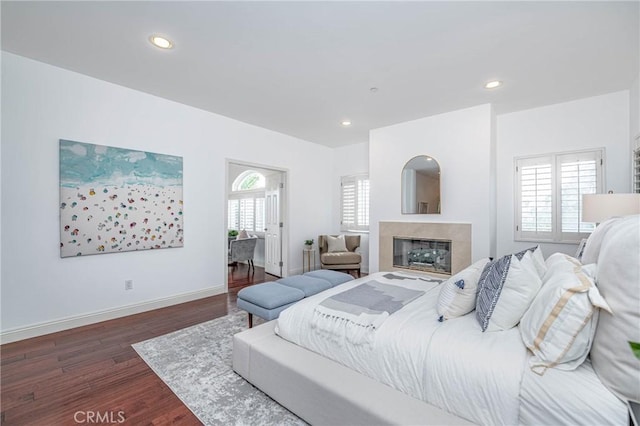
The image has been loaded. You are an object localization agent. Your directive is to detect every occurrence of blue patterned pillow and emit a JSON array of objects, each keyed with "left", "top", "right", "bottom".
[
  {"left": 475, "top": 255, "right": 513, "bottom": 332},
  {"left": 513, "top": 246, "right": 536, "bottom": 261}
]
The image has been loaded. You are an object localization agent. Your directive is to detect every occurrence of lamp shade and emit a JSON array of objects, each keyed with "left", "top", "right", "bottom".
[{"left": 582, "top": 193, "right": 640, "bottom": 223}]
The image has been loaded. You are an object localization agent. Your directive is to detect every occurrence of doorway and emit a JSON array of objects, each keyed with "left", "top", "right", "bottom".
[{"left": 226, "top": 160, "right": 288, "bottom": 290}]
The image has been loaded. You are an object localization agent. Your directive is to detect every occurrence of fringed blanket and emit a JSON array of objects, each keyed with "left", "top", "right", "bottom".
[{"left": 311, "top": 280, "right": 425, "bottom": 346}]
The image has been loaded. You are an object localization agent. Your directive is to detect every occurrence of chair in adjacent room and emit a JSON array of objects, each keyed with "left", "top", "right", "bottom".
[
  {"left": 318, "top": 234, "right": 362, "bottom": 277},
  {"left": 228, "top": 237, "right": 258, "bottom": 274}
]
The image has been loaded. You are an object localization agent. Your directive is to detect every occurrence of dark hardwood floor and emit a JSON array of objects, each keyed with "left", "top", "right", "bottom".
[{"left": 1, "top": 264, "right": 277, "bottom": 425}]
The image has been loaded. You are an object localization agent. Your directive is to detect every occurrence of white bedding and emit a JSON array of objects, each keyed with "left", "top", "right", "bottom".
[
  {"left": 519, "top": 358, "right": 627, "bottom": 425},
  {"left": 276, "top": 271, "right": 526, "bottom": 425},
  {"left": 275, "top": 271, "right": 627, "bottom": 426}
]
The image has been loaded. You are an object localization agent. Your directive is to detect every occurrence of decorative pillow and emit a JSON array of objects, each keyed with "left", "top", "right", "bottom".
[
  {"left": 236, "top": 229, "right": 249, "bottom": 240},
  {"left": 476, "top": 251, "right": 542, "bottom": 332},
  {"left": 327, "top": 235, "right": 348, "bottom": 253},
  {"left": 589, "top": 214, "right": 640, "bottom": 403},
  {"left": 474, "top": 246, "right": 538, "bottom": 304},
  {"left": 542, "top": 253, "right": 582, "bottom": 283},
  {"left": 520, "top": 254, "right": 611, "bottom": 374},
  {"left": 437, "top": 258, "right": 490, "bottom": 321},
  {"left": 530, "top": 246, "right": 547, "bottom": 278},
  {"left": 511, "top": 246, "right": 545, "bottom": 276}
]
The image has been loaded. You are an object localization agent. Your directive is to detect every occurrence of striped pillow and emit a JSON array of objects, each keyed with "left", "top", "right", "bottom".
[
  {"left": 520, "top": 255, "right": 611, "bottom": 374},
  {"left": 476, "top": 256, "right": 510, "bottom": 331},
  {"left": 476, "top": 251, "right": 542, "bottom": 332}
]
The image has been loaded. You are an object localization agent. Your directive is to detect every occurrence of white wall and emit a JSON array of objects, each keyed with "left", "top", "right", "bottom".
[
  {"left": 331, "top": 142, "right": 370, "bottom": 273},
  {"left": 496, "top": 91, "right": 630, "bottom": 257},
  {"left": 1, "top": 52, "right": 333, "bottom": 336},
  {"left": 369, "top": 104, "right": 494, "bottom": 273},
  {"left": 631, "top": 75, "right": 639, "bottom": 142}
]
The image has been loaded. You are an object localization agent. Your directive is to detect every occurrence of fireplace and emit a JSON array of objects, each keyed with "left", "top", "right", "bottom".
[
  {"left": 393, "top": 237, "right": 452, "bottom": 275},
  {"left": 379, "top": 222, "right": 471, "bottom": 276}
]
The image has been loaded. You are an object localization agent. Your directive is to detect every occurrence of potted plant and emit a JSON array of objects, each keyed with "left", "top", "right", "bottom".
[
  {"left": 228, "top": 230, "right": 238, "bottom": 238},
  {"left": 304, "top": 239, "right": 314, "bottom": 249}
]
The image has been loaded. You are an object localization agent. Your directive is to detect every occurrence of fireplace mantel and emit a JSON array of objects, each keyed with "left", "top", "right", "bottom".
[{"left": 379, "top": 221, "right": 472, "bottom": 276}]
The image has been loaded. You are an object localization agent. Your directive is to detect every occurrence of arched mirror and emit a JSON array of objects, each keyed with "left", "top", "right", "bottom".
[{"left": 401, "top": 155, "right": 441, "bottom": 214}]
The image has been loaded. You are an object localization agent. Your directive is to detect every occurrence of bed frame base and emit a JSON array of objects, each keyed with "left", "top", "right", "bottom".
[{"left": 233, "top": 321, "right": 473, "bottom": 425}]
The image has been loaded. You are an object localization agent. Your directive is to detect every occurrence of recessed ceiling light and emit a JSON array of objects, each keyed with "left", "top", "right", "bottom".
[
  {"left": 149, "top": 35, "right": 173, "bottom": 49},
  {"left": 484, "top": 80, "right": 502, "bottom": 89},
  {"left": 341, "top": 120, "right": 352, "bottom": 126}
]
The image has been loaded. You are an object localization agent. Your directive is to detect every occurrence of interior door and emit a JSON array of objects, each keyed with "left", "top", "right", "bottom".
[{"left": 264, "top": 174, "right": 282, "bottom": 277}]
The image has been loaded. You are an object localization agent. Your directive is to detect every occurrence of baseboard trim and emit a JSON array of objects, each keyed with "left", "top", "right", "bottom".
[{"left": 0, "top": 286, "right": 226, "bottom": 344}]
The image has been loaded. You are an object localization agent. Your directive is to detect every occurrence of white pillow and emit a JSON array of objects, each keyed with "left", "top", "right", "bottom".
[
  {"left": 236, "top": 229, "right": 249, "bottom": 240},
  {"left": 530, "top": 246, "right": 547, "bottom": 278},
  {"left": 327, "top": 235, "right": 347, "bottom": 252},
  {"left": 437, "top": 258, "right": 490, "bottom": 321},
  {"left": 542, "top": 253, "right": 582, "bottom": 283},
  {"left": 476, "top": 251, "right": 542, "bottom": 332},
  {"left": 520, "top": 254, "right": 611, "bottom": 374},
  {"left": 485, "top": 251, "right": 542, "bottom": 331}
]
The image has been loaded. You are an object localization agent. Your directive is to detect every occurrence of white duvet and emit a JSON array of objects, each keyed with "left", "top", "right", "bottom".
[
  {"left": 275, "top": 271, "right": 526, "bottom": 425},
  {"left": 276, "top": 271, "right": 628, "bottom": 425}
]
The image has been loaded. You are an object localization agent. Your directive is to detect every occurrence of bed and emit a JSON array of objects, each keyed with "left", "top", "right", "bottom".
[{"left": 233, "top": 215, "right": 639, "bottom": 425}]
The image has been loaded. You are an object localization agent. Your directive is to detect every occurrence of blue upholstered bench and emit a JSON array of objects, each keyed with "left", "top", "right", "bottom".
[{"left": 237, "top": 270, "right": 354, "bottom": 327}]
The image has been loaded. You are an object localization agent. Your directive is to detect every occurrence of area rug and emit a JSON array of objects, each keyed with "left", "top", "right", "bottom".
[{"left": 132, "top": 310, "right": 305, "bottom": 425}]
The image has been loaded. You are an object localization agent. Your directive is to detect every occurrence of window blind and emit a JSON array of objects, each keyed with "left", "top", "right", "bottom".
[
  {"left": 634, "top": 147, "right": 640, "bottom": 194},
  {"left": 227, "top": 196, "right": 265, "bottom": 233},
  {"left": 559, "top": 154, "right": 597, "bottom": 234},
  {"left": 515, "top": 149, "right": 603, "bottom": 243},
  {"left": 341, "top": 175, "right": 369, "bottom": 231},
  {"left": 520, "top": 163, "right": 552, "bottom": 233}
]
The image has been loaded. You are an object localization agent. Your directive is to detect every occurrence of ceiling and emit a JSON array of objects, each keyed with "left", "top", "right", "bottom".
[{"left": 2, "top": 1, "right": 638, "bottom": 148}]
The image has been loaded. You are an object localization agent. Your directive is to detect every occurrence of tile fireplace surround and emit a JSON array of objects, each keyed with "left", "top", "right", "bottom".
[{"left": 379, "top": 221, "right": 472, "bottom": 276}]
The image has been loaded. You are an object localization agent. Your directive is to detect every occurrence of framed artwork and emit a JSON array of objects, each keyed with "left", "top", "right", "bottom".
[{"left": 59, "top": 139, "right": 183, "bottom": 257}]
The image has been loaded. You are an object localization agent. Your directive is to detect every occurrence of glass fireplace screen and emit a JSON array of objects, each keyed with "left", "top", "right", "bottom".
[{"left": 393, "top": 237, "right": 452, "bottom": 275}]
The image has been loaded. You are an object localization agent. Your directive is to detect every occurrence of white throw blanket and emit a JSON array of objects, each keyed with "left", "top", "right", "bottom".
[{"left": 311, "top": 279, "right": 426, "bottom": 345}]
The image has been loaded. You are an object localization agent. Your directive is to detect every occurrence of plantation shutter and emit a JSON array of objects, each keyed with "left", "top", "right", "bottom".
[
  {"left": 228, "top": 199, "right": 239, "bottom": 230},
  {"left": 634, "top": 146, "right": 640, "bottom": 193},
  {"left": 517, "top": 156, "right": 553, "bottom": 239},
  {"left": 558, "top": 151, "right": 601, "bottom": 235},
  {"left": 357, "top": 179, "right": 370, "bottom": 228},
  {"left": 341, "top": 175, "right": 369, "bottom": 231},
  {"left": 238, "top": 198, "right": 254, "bottom": 231},
  {"left": 515, "top": 149, "right": 604, "bottom": 243},
  {"left": 254, "top": 197, "right": 265, "bottom": 232},
  {"left": 341, "top": 177, "right": 357, "bottom": 230}
]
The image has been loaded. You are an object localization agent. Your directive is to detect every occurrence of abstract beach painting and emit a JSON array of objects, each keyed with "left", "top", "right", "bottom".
[{"left": 59, "top": 140, "right": 183, "bottom": 258}]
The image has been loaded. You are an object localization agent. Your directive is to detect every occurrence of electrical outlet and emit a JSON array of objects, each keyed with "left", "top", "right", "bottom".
[{"left": 125, "top": 280, "right": 133, "bottom": 291}]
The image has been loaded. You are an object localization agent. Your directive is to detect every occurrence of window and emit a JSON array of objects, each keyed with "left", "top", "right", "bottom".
[
  {"left": 515, "top": 149, "right": 604, "bottom": 243},
  {"left": 232, "top": 171, "right": 265, "bottom": 191},
  {"left": 341, "top": 174, "right": 370, "bottom": 231},
  {"left": 228, "top": 170, "right": 265, "bottom": 233}
]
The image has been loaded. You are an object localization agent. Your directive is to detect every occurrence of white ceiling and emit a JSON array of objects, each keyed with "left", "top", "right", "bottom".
[{"left": 2, "top": 1, "right": 638, "bottom": 147}]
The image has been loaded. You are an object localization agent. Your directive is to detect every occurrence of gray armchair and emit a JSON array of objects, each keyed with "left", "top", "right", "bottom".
[
  {"left": 318, "top": 235, "right": 361, "bottom": 277},
  {"left": 229, "top": 237, "right": 258, "bottom": 273}
]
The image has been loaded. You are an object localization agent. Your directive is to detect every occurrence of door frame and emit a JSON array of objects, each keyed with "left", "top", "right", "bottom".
[{"left": 224, "top": 159, "right": 289, "bottom": 291}]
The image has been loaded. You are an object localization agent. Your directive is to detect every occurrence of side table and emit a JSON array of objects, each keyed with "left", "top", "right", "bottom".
[{"left": 302, "top": 248, "right": 316, "bottom": 273}]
